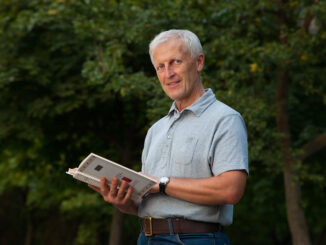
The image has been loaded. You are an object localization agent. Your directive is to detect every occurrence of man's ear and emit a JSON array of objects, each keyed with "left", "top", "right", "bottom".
[{"left": 196, "top": 53, "right": 205, "bottom": 72}]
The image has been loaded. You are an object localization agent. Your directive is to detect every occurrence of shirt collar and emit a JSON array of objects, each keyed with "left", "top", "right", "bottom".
[{"left": 168, "top": 88, "right": 216, "bottom": 117}]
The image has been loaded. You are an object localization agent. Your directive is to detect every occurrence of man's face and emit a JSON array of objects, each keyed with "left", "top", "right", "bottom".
[{"left": 152, "top": 38, "right": 204, "bottom": 110}]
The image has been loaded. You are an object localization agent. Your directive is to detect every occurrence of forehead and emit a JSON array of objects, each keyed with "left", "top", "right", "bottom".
[{"left": 152, "top": 38, "right": 190, "bottom": 64}]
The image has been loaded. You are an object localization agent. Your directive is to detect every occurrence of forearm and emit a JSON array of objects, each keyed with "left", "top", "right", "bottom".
[{"left": 163, "top": 170, "right": 247, "bottom": 205}]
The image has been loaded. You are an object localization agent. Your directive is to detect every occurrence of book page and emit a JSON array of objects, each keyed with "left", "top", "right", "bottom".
[{"left": 67, "top": 153, "right": 156, "bottom": 203}]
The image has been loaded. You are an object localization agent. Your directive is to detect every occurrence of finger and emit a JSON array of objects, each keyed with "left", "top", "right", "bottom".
[
  {"left": 124, "top": 185, "right": 133, "bottom": 201},
  {"left": 117, "top": 180, "right": 129, "bottom": 199},
  {"left": 109, "top": 177, "right": 119, "bottom": 197},
  {"left": 100, "top": 177, "right": 110, "bottom": 195}
]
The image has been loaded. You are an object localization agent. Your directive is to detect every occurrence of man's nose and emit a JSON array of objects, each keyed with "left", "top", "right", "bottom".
[{"left": 165, "top": 65, "right": 175, "bottom": 78}]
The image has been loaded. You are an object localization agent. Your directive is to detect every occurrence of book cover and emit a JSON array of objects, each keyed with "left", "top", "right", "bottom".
[{"left": 67, "top": 153, "right": 156, "bottom": 203}]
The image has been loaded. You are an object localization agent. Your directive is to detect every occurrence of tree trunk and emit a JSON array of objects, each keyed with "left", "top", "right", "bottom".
[
  {"left": 108, "top": 137, "right": 134, "bottom": 245},
  {"left": 24, "top": 213, "right": 33, "bottom": 245},
  {"left": 109, "top": 208, "right": 125, "bottom": 245},
  {"left": 276, "top": 70, "right": 311, "bottom": 245}
]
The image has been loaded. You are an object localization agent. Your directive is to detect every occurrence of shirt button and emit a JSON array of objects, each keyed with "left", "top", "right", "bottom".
[{"left": 167, "top": 135, "right": 172, "bottom": 139}]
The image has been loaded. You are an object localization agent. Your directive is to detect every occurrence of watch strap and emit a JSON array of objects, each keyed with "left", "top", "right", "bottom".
[{"left": 159, "top": 182, "right": 166, "bottom": 195}]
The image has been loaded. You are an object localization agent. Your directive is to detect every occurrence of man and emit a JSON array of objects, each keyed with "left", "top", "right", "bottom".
[{"left": 90, "top": 29, "right": 248, "bottom": 245}]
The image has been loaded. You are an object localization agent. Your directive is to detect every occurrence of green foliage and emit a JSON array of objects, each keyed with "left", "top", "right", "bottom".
[{"left": 0, "top": 0, "right": 325, "bottom": 244}]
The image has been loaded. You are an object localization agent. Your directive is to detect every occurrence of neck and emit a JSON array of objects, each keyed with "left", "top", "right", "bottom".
[{"left": 176, "top": 86, "right": 205, "bottom": 111}]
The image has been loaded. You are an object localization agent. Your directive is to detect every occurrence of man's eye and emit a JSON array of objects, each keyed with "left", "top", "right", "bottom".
[
  {"left": 157, "top": 65, "right": 164, "bottom": 70},
  {"left": 175, "top": 60, "right": 181, "bottom": 64}
]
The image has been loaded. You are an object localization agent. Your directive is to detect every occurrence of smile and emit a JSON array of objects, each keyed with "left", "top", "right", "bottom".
[{"left": 167, "top": 80, "right": 181, "bottom": 87}]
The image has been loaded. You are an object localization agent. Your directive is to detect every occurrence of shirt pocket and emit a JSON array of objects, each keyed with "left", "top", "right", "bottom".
[
  {"left": 173, "top": 137, "right": 198, "bottom": 165},
  {"left": 144, "top": 142, "right": 167, "bottom": 175}
]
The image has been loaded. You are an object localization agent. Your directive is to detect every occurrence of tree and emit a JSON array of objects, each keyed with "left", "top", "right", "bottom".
[
  {"left": 201, "top": 1, "right": 326, "bottom": 244},
  {"left": 1, "top": 0, "right": 325, "bottom": 245},
  {"left": 0, "top": 0, "right": 154, "bottom": 244}
]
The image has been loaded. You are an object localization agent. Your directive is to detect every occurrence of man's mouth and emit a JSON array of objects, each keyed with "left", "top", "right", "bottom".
[{"left": 167, "top": 80, "right": 180, "bottom": 87}]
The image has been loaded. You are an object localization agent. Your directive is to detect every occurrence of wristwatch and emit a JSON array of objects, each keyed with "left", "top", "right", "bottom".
[{"left": 159, "top": 177, "right": 170, "bottom": 195}]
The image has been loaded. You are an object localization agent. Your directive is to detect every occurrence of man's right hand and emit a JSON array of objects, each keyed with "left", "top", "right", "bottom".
[{"left": 88, "top": 177, "right": 138, "bottom": 215}]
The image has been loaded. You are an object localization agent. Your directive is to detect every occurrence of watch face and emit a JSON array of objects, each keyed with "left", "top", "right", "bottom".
[{"left": 160, "top": 177, "right": 169, "bottom": 184}]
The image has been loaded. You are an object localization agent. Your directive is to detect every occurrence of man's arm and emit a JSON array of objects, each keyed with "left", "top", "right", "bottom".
[
  {"left": 89, "top": 177, "right": 139, "bottom": 215},
  {"left": 149, "top": 170, "right": 247, "bottom": 205}
]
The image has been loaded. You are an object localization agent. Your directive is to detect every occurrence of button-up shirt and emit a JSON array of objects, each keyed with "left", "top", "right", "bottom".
[{"left": 139, "top": 89, "right": 248, "bottom": 225}]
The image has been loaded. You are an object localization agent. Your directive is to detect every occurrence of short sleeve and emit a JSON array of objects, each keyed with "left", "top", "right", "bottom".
[{"left": 209, "top": 114, "right": 249, "bottom": 176}]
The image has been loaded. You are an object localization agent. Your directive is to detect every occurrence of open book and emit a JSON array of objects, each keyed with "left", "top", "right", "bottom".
[{"left": 66, "top": 153, "right": 156, "bottom": 203}]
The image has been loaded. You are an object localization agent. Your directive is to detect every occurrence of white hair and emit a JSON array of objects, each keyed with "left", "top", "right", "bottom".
[{"left": 149, "top": 29, "right": 203, "bottom": 66}]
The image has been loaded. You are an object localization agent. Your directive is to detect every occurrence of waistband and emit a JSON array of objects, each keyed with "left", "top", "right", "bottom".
[{"left": 141, "top": 217, "right": 222, "bottom": 237}]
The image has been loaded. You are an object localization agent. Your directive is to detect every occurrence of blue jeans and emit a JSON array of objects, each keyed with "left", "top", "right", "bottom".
[{"left": 137, "top": 231, "right": 231, "bottom": 245}]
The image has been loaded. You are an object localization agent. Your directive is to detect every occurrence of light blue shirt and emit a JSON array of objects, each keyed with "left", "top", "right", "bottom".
[{"left": 139, "top": 89, "right": 248, "bottom": 225}]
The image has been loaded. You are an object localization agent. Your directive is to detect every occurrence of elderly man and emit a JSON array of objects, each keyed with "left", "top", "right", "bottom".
[{"left": 90, "top": 29, "right": 248, "bottom": 245}]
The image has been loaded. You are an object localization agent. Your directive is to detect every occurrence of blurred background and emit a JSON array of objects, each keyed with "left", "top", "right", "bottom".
[{"left": 0, "top": 0, "right": 325, "bottom": 244}]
